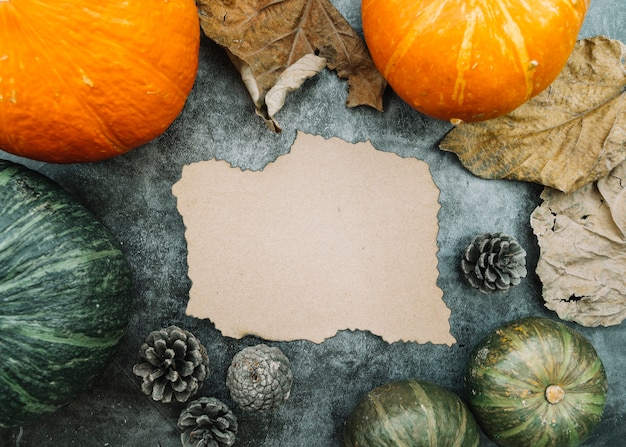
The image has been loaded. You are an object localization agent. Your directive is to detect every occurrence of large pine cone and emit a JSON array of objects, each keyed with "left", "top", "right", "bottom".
[
  {"left": 177, "top": 397, "right": 238, "bottom": 447},
  {"left": 226, "top": 344, "right": 293, "bottom": 412},
  {"left": 133, "top": 326, "right": 209, "bottom": 403},
  {"left": 461, "top": 232, "right": 527, "bottom": 294}
]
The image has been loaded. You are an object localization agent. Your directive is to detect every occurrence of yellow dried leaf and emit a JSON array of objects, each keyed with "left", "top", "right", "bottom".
[
  {"left": 530, "top": 161, "right": 626, "bottom": 327},
  {"left": 196, "top": 0, "right": 386, "bottom": 131},
  {"left": 440, "top": 36, "right": 626, "bottom": 193}
]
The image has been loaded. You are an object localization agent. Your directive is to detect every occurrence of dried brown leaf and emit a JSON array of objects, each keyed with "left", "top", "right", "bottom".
[
  {"left": 233, "top": 53, "right": 327, "bottom": 132},
  {"left": 530, "top": 160, "right": 626, "bottom": 327},
  {"left": 197, "top": 0, "right": 386, "bottom": 131},
  {"left": 440, "top": 36, "right": 626, "bottom": 193}
]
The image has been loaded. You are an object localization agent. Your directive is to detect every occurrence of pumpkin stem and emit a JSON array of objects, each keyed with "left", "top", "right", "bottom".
[{"left": 545, "top": 384, "right": 565, "bottom": 404}]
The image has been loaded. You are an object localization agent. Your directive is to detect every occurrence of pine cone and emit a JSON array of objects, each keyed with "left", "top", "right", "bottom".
[
  {"left": 461, "top": 232, "right": 527, "bottom": 294},
  {"left": 133, "top": 325, "right": 209, "bottom": 403},
  {"left": 226, "top": 344, "right": 293, "bottom": 412},
  {"left": 177, "top": 397, "right": 238, "bottom": 447}
]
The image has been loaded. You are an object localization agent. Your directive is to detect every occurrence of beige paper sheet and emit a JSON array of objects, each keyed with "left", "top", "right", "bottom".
[{"left": 173, "top": 132, "right": 454, "bottom": 344}]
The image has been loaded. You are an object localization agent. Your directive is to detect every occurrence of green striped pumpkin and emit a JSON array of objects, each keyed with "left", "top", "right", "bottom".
[
  {"left": 464, "top": 317, "right": 608, "bottom": 447},
  {"left": 0, "top": 160, "right": 133, "bottom": 428},
  {"left": 343, "top": 379, "right": 480, "bottom": 446}
]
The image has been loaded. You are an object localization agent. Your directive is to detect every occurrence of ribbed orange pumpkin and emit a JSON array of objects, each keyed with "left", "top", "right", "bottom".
[
  {"left": 361, "top": 0, "right": 589, "bottom": 122},
  {"left": 0, "top": 0, "right": 200, "bottom": 163}
]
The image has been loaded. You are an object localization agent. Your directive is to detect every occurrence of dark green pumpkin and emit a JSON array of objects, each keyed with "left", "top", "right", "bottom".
[
  {"left": 464, "top": 317, "right": 607, "bottom": 447},
  {"left": 0, "top": 160, "right": 133, "bottom": 428},
  {"left": 343, "top": 379, "right": 480, "bottom": 447}
]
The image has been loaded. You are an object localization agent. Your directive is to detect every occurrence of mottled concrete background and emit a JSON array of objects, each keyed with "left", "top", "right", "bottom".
[{"left": 1, "top": 1, "right": 625, "bottom": 445}]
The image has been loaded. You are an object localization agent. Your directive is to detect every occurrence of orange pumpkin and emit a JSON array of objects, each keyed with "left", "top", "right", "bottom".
[
  {"left": 0, "top": 0, "right": 200, "bottom": 163},
  {"left": 361, "top": 0, "right": 589, "bottom": 122}
]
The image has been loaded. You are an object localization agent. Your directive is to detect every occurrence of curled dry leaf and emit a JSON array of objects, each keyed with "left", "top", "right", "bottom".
[
  {"left": 247, "top": 53, "right": 327, "bottom": 132},
  {"left": 439, "top": 36, "right": 626, "bottom": 193},
  {"left": 530, "top": 160, "right": 626, "bottom": 327},
  {"left": 197, "top": 0, "right": 386, "bottom": 132}
]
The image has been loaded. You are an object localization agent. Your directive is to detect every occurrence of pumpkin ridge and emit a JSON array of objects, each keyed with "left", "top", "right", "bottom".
[
  {"left": 553, "top": 323, "right": 575, "bottom": 385},
  {"left": 0, "top": 197, "right": 84, "bottom": 246},
  {"left": 503, "top": 323, "right": 554, "bottom": 385},
  {"left": 10, "top": 323, "right": 125, "bottom": 349},
  {"left": 0, "top": 3, "right": 129, "bottom": 152},
  {"left": 574, "top": 352, "right": 605, "bottom": 394},
  {"left": 382, "top": 0, "right": 448, "bottom": 82},
  {"left": 1, "top": 1, "right": 199, "bottom": 162},
  {"left": 382, "top": 17, "right": 417, "bottom": 81},
  {"left": 541, "top": 399, "right": 585, "bottom": 447},
  {"left": 554, "top": 324, "right": 605, "bottom": 391},
  {"left": 553, "top": 323, "right": 579, "bottom": 377},
  {"left": 561, "top": 393, "right": 607, "bottom": 434},
  {"left": 406, "top": 380, "right": 438, "bottom": 446},
  {"left": 0, "top": 372, "right": 58, "bottom": 414},
  {"left": 0, "top": 244, "right": 124, "bottom": 296},
  {"left": 0, "top": 6, "right": 15, "bottom": 148},
  {"left": 66, "top": 26, "right": 195, "bottom": 102},
  {"left": 451, "top": 396, "right": 477, "bottom": 447},
  {"left": 0, "top": 6, "right": 28, "bottom": 150},
  {"left": 488, "top": 406, "right": 538, "bottom": 441},
  {"left": 528, "top": 320, "right": 564, "bottom": 384},
  {"left": 4, "top": 1, "right": 195, "bottom": 100},
  {"left": 452, "top": 6, "right": 479, "bottom": 106},
  {"left": 0, "top": 197, "right": 126, "bottom": 292},
  {"left": 469, "top": 368, "right": 544, "bottom": 405},
  {"left": 367, "top": 390, "right": 409, "bottom": 445},
  {"left": 488, "top": 0, "right": 534, "bottom": 98}
]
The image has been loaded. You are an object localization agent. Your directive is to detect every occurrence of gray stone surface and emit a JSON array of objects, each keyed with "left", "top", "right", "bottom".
[{"left": 1, "top": 1, "right": 625, "bottom": 445}]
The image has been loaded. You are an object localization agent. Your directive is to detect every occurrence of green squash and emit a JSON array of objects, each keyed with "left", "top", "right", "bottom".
[
  {"left": 464, "top": 316, "right": 608, "bottom": 447},
  {"left": 0, "top": 160, "right": 133, "bottom": 428},
  {"left": 343, "top": 379, "right": 480, "bottom": 447}
]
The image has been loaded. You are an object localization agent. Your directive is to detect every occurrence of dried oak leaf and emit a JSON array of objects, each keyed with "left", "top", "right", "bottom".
[
  {"left": 439, "top": 36, "right": 626, "bottom": 193},
  {"left": 196, "top": 0, "right": 386, "bottom": 132},
  {"left": 530, "top": 160, "right": 626, "bottom": 327}
]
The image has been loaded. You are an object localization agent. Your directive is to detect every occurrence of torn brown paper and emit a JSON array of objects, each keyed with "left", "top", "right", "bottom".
[{"left": 173, "top": 132, "right": 454, "bottom": 345}]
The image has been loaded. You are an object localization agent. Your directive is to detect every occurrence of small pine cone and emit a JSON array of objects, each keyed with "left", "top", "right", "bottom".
[
  {"left": 226, "top": 344, "right": 293, "bottom": 412},
  {"left": 133, "top": 325, "right": 209, "bottom": 403},
  {"left": 461, "top": 232, "right": 527, "bottom": 294},
  {"left": 177, "top": 397, "right": 238, "bottom": 447}
]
